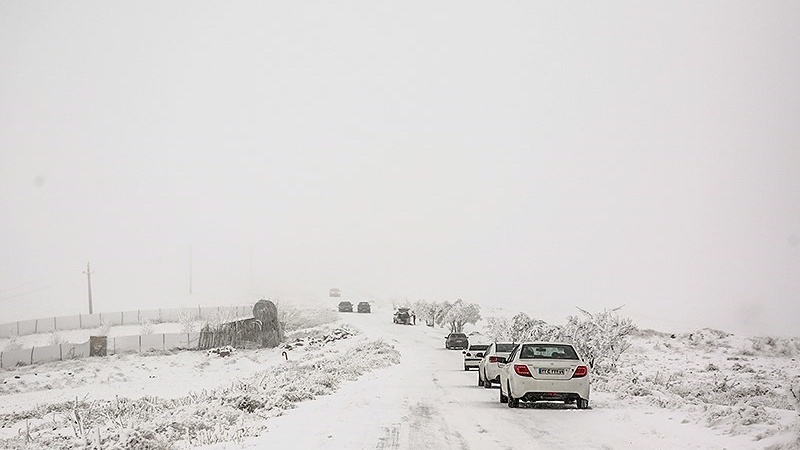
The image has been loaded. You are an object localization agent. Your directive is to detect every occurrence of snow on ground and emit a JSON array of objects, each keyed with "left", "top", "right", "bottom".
[{"left": 0, "top": 306, "right": 798, "bottom": 449}]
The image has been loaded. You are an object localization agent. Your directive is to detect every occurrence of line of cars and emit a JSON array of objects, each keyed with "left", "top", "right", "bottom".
[
  {"left": 446, "top": 333, "right": 591, "bottom": 409},
  {"left": 338, "top": 301, "right": 371, "bottom": 313}
]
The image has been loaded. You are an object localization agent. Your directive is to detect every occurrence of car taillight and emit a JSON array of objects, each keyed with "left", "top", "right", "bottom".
[
  {"left": 489, "top": 356, "right": 498, "bottom": 363},
  {"left": 572, "top": 365, "right": 588, "bottom": 378},
  {"left": 513, "top": 364, "right": 532, "bottom": 377}
]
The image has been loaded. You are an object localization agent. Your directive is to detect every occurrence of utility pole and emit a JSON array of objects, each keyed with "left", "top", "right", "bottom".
[{"left": 83, "top": 262, "right": 94, "bottom": 314}]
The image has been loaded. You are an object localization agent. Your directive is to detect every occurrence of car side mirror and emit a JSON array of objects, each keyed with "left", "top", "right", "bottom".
[{"left": 462, "top": 350, "right": 466, "bottom": 354}]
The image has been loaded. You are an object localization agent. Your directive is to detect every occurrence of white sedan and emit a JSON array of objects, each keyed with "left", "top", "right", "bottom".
[
  {"left": 498, "top": 342, "right": 590, "bottom": 409},
  {"left": 477, "top": 342, "right": 516, "bottom": 388}
]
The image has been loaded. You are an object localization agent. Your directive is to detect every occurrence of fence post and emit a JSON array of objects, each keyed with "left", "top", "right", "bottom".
[
  {"left": 54, "top": 316, "right": 57, "bottom": 331},
  {"left": 30, "top": 347, "right": 35, "bottom": 365},
  {"left": 138, "top": 310, "right": 141, "bottom": 323},
  {"left": 16, "top": 321, "right": 19, "bottom": 336},
  {"left": 162, "top": 333, "right": 166, "bottom": 350},
  {"left": 79, "top": 314, "right": 82, "bottom": 329},
  {"left": 60, "top": 344, "right": 63, "bottom": 361},
  {"left": 197, "top": 305, "right": 202, "bottom": 320},
  {"left": 34, "top": 319, "right": 38, "bottom": 334},
  {"left": 1, "top": 351, "right": 3, "bottom": 368},
  {"left": 138, "top": 335, "right": 142, "bottom": 353},
  {"left": 121, "top": 311, "right": 124, "bottom": 324}
]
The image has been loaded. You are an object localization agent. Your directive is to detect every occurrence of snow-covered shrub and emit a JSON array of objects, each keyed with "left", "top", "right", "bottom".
[
  {"left": 97, "top": 320, "right": 112, "bottom": 337},
  {"left": 561, "top": 308, "right": 636, "bottom": 374},
  {"left": 207, "top": 346, "right": 236, "bottom": 357},
  {"left": 789, "top": 378, "right": 800, "bottom": 416},
  {"left": 749, "top": 336, "right": 800, "bottom": 358},
  {"left": 48, "top": 331, "right": 65, "bottom": 346},
  {"left": 139, "top": 320, "right": 154, "bottom": 335},
  {"left": 112, "top": 427, "right": 173, "bottom": 450},
  {"left": 5, "top": 335, "right": 22, "bottom": 350},
  {"left": 178, "top": 309, "right": 196, "bottom": 333}
]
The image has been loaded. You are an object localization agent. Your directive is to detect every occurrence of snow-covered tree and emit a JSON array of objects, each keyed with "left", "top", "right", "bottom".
[
  {"left": 437, "top": 299, "right": 481, "bottom": 333},
  {"left": 412, "top": 300, "right": 440, "bottom": 327},
  {"left": 562, "top": 307, "right": 636, "bottom": 373}
]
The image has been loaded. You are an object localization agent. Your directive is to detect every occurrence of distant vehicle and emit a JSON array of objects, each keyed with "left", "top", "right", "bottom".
[
  {"left": 338, "top": 301, "right": 353, "bottom": 313},
  {"left": 357, "top": 302, "right": 371, "bottom": 313},
  {"left": 393, "top": 307, "right": 412, "bottom": 324},
  {"left": 463, "top": 344, "right": 490, "bottom": 371},
  {"left": 444, "top": 333, "right": 468, "bottom": 350},
  {"left": 477, "top": 342, "right": 516, "bottom": 387},
  {"left": 329, "top": 288, "right": 341, "bottom": 297},
  {"left": 498, "top": 342, "right": 590, "bottom": 409}
]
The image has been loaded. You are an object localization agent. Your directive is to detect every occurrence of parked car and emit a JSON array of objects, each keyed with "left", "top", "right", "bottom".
[
  {"left": 338, "top": 301, "right": 353, "bottom": 313},
  {"left": 498, "top": 342, "right": 590, "bottom": 409},
  {"left": 463, "top": 343, "right": 490, "bottom": 371},
  {"left": 444, "top": 332, "right": 468, "bottom": 350},
  {"left": 477, "top": 342, "right": 516, "bottom": 387},
  {"left": 393, "top": 307, "right": 412, "bottom": 324},
  {"left": 357, "top": 302, "right": 371, "bottom": 313}
]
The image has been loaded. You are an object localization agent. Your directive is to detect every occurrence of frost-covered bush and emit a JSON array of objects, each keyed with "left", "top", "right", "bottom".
[
  {"left": 177, "top": 309, "right": 196, "bottom": 333},
  {"left": 562, "top": 308, "right": 636, "bottom": 374},
  {"left": 749, "top": 336, "right": 800, "bottom": 357},
  {"left": 48, "top": 331, "right": 65, "bottom": 346},
  {"left": 4, "top": 335, "right": 22, "bottom": 350},
  {"left": 789, "top": 378, "right": 800, "bottom": 416},
  {"left": 97, "top": 320, "right": 112, "bottom": 337},
  {"left": 482, "top": 308, "right": 635, "bottom": 374},
  {"left": 139, "top": 320, "right": 154, "bottom": 335}
]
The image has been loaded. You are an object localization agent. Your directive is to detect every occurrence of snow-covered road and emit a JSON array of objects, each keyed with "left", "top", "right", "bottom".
[{"left": 225, "top": 309, "right": 757, "bottom": 450}]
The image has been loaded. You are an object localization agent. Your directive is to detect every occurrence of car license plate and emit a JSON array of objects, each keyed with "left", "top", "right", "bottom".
[{"left": 538, "top": 368, "right": 565, "bottom": 375}]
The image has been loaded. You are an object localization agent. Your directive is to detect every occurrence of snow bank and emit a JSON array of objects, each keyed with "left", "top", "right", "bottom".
[{"left": 0, "top": 323, "right": 400, "bottom": 449}]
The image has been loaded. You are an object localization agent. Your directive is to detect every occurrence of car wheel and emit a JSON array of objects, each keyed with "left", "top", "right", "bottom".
[
  {"left": 507, "top": 384, "right": 519, "bottom": 408},
  {"left": 464, "top": 365, "right": 469, "bottom": 371},
  {"left": 577, "top": 398, "right": 589, "bottom": 410},
  {"left": 499, "top": 386, "right": 508, "bottom": 403},
  {"left": 483, "top": 371, "right": 492, "bottom": 389},
  {"left": 478, "top": 373, "right": 484, "bottom": 386}
]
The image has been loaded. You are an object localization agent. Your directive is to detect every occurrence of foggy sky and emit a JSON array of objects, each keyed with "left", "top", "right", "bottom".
[{"left": 1, "top": 1, "right": 799, "bottom": 336}]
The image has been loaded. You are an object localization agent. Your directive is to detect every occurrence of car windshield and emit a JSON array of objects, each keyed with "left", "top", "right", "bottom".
[
  {"left": 519, "top": 344, "right": 579, "bottom": 360},
  {"left": 495, "top": 343, "right": 516, "bottom": 352},
  {"left": 468, "top": 344, "right": 489, "bottom": 351},
  {"left": 449, "top": 334, "right": 467, "bottom": 339}
]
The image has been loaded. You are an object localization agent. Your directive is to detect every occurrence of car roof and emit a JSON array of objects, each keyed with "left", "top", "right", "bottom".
[{"left": 517, "top": 341, "right": 575, "bottom": 347}]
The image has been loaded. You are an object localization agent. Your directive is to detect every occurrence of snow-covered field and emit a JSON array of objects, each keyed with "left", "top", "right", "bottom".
[{"left": 0, "top": 306, "right": 798, "bottom": 449}]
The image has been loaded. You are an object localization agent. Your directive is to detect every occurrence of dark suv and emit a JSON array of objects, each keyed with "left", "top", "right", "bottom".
[
  {"left": 357, "top": 302, "right": 371, "bottom": 313},
  {"left": 445, "top": 332, "right": 469, "bottom": 350},
  {"left": 338, "top": 301, "right": 353, "bottom": 312}
]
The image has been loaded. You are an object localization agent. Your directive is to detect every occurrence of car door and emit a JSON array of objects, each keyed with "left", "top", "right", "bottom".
[{"left": 498, "top": 344, "right": 520, "bottom": 395}]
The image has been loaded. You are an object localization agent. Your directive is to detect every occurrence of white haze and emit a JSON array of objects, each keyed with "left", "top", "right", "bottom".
[{"left": 1, "top": 1, "right": 799, "bottom": 336}]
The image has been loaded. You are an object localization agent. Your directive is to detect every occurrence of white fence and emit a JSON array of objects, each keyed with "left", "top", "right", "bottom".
[
  {"left": 0, "top": 332, "right": 204, "bottom": 368},
  {"left": 0, "top": 305, "right": 252, "bottom": 338}
]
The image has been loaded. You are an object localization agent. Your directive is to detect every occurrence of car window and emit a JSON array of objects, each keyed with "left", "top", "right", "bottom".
[
  {"left": 468, "top": 344, "right": 489, "bottom": 352},
  {"left": 519, "top": 344, "right": 579, "bottom": 360},
  {"left": 495, "top": 343, "right": 515, "bottom": 353}
]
